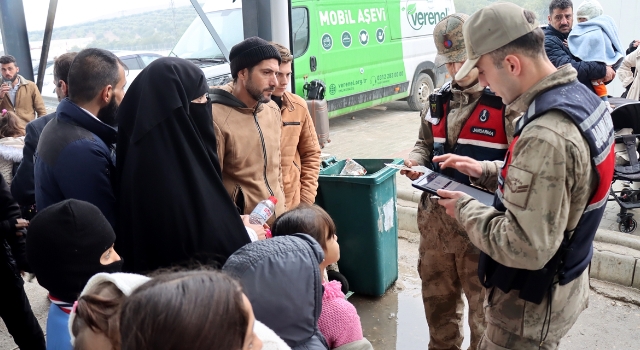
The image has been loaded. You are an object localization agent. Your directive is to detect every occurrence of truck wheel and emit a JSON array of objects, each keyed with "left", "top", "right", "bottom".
[{"left": 407, "top": 73, "right": 434, "bottom": 111}]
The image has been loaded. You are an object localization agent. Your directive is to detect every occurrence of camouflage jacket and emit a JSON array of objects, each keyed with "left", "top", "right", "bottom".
[{"left": 455, "top": 65, "right": 596, "bottom": 341}]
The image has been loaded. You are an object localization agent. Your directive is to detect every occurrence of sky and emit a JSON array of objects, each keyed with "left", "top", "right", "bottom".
[{"left": 22, "top": 0, "right": 194, "bottom": 31}]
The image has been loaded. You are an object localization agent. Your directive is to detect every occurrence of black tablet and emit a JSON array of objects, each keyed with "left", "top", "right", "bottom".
[{"left": 411, "top": 169, "right": 495, "bottom": 206}]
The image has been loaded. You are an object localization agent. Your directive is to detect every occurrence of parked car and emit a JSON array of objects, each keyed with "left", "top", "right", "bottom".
[
  {"left": 33, "top": 59, "right": 54, "bottom": 82},
  {"left": 40, "top": 51, "right": 162, "bottom": 99}
]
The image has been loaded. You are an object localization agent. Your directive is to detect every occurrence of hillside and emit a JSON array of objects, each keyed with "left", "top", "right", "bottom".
[{"left": 28, "top": 5, "right": 198, "bottom": 51}]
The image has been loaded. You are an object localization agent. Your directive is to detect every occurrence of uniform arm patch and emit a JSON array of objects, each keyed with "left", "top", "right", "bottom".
[{"left": 503, "top": 165, "right": 534, "bottom": 209}]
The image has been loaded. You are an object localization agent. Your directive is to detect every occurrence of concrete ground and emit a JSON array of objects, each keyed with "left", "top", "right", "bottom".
[{"left": 1, "top": 101, "right": 639, "bottom": 349}]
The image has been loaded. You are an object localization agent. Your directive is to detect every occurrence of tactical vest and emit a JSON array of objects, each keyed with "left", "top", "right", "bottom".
[
  {"left": 479, "top": 80, "right": 615, "bottom": 305},
  {"left": 431, "top": 89, "right": 508, "bottom": 184}
]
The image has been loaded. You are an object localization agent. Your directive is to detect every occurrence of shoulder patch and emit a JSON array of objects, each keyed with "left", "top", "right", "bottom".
[{"left": 503, "top": 165, "right": 534, "bottom": 209}]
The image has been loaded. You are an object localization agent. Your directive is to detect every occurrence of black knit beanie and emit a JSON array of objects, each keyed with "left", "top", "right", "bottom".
[
  {"left": 26, "top": 199, "right": 120, "bottom": 302},
  {"left": 229, "top": 36, "right": 282, "bottom": 78}
]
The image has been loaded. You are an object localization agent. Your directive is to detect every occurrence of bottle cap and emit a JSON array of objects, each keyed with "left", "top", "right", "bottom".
[{"left": 269, "top": 196, "right": 278, "bottom": 204}]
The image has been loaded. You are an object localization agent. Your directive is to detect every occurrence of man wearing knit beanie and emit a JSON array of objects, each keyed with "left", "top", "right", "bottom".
[{"left": 210, "top": 37, "right": 287, "bottom": 220}]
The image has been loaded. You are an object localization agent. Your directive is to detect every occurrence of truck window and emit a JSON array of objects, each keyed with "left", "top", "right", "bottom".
[
  {"left": 292, "top": 7, "right": 309, "bottom": 58},
  {"left": 171, "top": 9, "right": 244, "bottom": 60}
]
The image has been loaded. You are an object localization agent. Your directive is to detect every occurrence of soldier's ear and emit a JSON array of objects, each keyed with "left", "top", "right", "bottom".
[{"left": 504, "top": 55, "right": 522, "bottom": 77}]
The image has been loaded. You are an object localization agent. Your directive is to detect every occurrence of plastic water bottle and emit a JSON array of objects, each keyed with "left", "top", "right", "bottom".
[{"left": 249, "top": 196, "right": 277, "bottom": 225}]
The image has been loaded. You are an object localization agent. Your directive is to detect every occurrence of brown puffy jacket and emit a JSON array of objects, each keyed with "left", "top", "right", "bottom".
[
  {"left": 278, "top": 92, "right": 321, "bottom": 209},
  {"left": 0, "top": 75, "right": 47, "bottom": 126},
  {"left": 211, "top": 83, "right": 286, "bottom": 220}
]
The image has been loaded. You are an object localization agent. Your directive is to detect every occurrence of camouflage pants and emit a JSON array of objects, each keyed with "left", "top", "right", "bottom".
[
  {"left": 478, "top": 272, "right": 589, "bottom": 350},
  {"left": 478, "top": 324, "right": 558, "bottom": 350},
  {"left": 417, "top": 194, "right": 486, "bottom": 350}
]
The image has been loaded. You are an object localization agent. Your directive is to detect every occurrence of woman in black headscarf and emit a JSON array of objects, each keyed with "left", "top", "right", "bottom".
[{"left": 115, "top": 57, "right": 251, "bottom": 273}]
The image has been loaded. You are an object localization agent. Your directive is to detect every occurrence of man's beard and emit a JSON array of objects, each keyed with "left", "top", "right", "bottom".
[
  {"left": 246, "top": 76, "right": 274, "bottom": 104},
  {"left": 3, "top": 73, "right": 17, "bottom": 83},
  {"left": 97, "top": 96, "right": 119, "bottom": 127}
]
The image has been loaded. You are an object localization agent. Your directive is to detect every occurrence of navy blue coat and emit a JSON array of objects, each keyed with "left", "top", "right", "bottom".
[
  {"left": 34, "top": 99, "right": 117, "bottom": 227},
  {"left": 543, "top": 25, "right": 606, "bottom": 93},
  {"left": 11, "top": 112, "right": 55, "bottom": 207}
]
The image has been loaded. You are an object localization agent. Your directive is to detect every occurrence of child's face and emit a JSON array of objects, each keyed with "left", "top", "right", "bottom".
[
  {"left": 324, "top": 233, "right": 340, "bottom": 266},
  {"left": 100, "top": 244, "right": 120, "bottom": 265}
]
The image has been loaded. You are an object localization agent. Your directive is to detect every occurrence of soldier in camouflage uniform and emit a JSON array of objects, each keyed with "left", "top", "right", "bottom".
[
  {"left": 402, "top": 14, "right": 514, "bottom": 350},
  {"left": 436, "top": 3, "right": 614, "bottom": 349}
]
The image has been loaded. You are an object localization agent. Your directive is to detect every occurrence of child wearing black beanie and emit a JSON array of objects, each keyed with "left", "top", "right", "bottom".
[{"left": 27, "top": 199, "right": 123, "bottom": 350}]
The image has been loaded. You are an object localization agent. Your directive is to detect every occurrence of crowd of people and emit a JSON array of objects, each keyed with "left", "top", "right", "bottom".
[{"left": 0, "top": 0, "right": 628, "bottom": 349}]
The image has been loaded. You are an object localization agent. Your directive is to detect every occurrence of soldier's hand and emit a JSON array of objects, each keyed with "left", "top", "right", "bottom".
[
  {"left": 432, "top": 154, "right": 482, "bottom": 178},
  {"left": 436, "top": 189, "right": 465, "bottom": 217},
  {"left": 0, "top": 84, "right": 10, "bottom": 99},
  {"left": 400, "top": 159, "right": 421, "bottom": 180}
]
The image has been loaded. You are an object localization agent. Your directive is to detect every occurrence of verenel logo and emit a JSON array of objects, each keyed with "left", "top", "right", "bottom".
[{"left": 404, "top": 3, "right": 449, "bottom": 30}]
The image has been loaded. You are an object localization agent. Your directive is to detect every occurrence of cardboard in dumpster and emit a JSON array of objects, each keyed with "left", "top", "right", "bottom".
[{"left": 340, "top": 158, "right": 367, "bottom": 175}]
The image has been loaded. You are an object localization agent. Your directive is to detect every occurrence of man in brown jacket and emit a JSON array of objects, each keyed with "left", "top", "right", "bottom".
[
  {"left": 0, "top": 55, "right": 47, "bottom": 125},
  {"left": 211, "top": 37, "right": 286, "bottom": 220},
  {"left": 270, "top": 43, "right": 321, "bottom": 209}
]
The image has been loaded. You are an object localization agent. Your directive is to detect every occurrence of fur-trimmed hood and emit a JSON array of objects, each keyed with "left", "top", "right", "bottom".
[{"left": 0, "top": 137, "right": 24, "bottom": 163}]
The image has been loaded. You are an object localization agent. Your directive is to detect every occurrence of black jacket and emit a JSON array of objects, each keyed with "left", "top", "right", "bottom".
[
  {"left": 0, "top": 172, "right": 29, "bottom": 286},
  {"left": 35, "top": 99, "right": 117, "bottom": 227},
  {"left": 543, "top": 25, "right": 606, "bottom": 92},
  {"left": 11, "top": 112, "right": 55, "bottom": 207}
]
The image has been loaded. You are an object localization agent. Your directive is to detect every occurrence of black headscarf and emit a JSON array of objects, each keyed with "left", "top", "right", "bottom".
[{"left": 115, "top": 57, "right": 250, "bottom": 273}]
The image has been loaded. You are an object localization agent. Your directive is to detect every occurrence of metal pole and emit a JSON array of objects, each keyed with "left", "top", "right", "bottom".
[
  {"left": 242, "top": 0, "right": 272, "bottom": 40},
  {"left": 37, "top": 0, "right": 58, "bottom": 92},
  {"left": 286, "top": 0, "right": 294, "bottom": 93},
  {"left": 0, "top": 0, "right": 34, "bottom": 81},
  {"left": 189, "top": 0, "right": 230, "bottom": 61}
]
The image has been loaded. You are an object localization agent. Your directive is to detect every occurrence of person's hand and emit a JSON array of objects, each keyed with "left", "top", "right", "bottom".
[
  {"left": 0, "top": 83, "right": 10, "bottom": 99},
  {"left": 563, "top": 39, "right": 568, "bottom": 47},
  {"left": 432, "top": 154, "right": 483, "bottom": 178},
  {"left": 400, "top": 159, "right": 422, "bottom": 180},
  {"left": 436, "top": 189, "right": 466, "bottom": 217},
  {"left": 241, "top": 215, "right": 268, "bottom": 240},
  {"left": 15, "top": 219, "right": 28, "bottom": 229},
  {"left": 604, "top": 66, "right": 616, "bottom": 83}
]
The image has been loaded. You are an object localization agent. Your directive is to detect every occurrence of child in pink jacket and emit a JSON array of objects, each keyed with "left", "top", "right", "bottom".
[{"left": 272, "top": 204, "right": 373, "bottom": 350}]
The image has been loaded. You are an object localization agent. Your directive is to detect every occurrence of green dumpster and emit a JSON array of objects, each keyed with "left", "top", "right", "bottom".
[{"left": 316, "top": 158, "right": 402, "bottom": 296}]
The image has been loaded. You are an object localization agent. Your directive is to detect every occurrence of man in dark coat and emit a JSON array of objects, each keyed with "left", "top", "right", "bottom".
[
  {"left": 0, "top": 172, "right": 46, "bottom": 349},
  {"left": 543, "top": 0, "right": 614, "bottom": 93},
  {"left": 11, "top": 52, "right": 77, "bottom": 217},
  {"left": 34, "top": 48, "right": 126, "bottom": 228}
]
